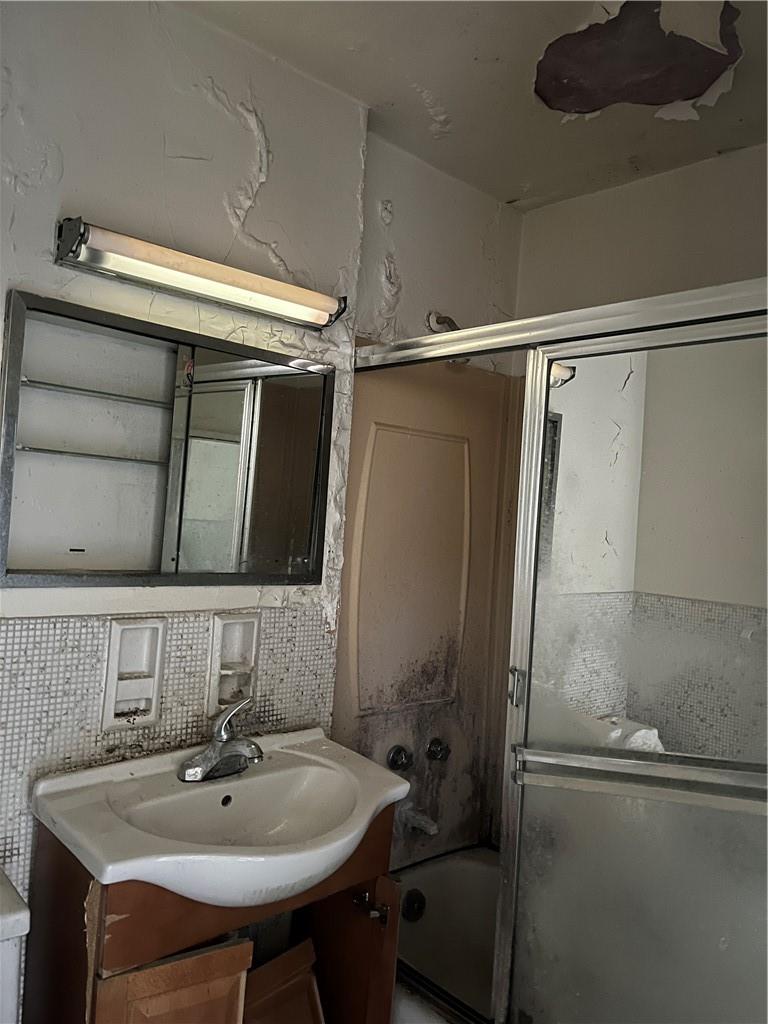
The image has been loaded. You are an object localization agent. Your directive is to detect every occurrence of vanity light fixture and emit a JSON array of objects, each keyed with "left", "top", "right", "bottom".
[{"left": 54, "top": 217, "right": 346, "bottom": 330}]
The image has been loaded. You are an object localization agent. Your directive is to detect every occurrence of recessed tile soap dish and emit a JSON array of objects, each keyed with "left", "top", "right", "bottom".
[
  {"left": 208, "top": 613, "right": 260, "bottom": 716},
  {"left": 102, "top": 618, "right": 166, "bottom": 730}
]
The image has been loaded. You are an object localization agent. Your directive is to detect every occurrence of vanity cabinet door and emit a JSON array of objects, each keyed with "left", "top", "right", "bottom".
[
  {"left": 93, "top": 939, "right": 252, "bottom": 1024},
  {"left": 310, "top": 875, "right": 401, "bottom": 1024}
]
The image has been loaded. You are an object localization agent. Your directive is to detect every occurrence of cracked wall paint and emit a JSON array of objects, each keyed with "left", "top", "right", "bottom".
[
  {"left": 196, "top": 76, "right": 292, "bottom": 281},
  {"left": 357, "top": 133, "right": 521, "bottom": 343},
  {"left": 0, "top": 1, "right": 367, "bottom": 626},
  {"left": 411, "top": 83, "right": 454, "bottom": 140},
  {"left": 543, "top": 351, "right": 648, "bottom": 597}
]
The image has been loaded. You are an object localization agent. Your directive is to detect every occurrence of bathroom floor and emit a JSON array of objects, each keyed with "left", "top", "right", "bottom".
[{"left": 394, "top": 983, "right": 451, "bottom": 1023}]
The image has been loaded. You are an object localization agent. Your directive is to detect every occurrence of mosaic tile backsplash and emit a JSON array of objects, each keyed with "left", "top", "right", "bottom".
[
  {"left": 0, "top": 607, "right": 335, "bottom": 900},
  {"left": 532, "top": 590, "right": 766, "bottom": 763}
]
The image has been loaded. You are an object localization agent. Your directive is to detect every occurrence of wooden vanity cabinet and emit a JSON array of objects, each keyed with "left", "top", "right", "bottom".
[{"left": 23, "top": 808, "right": 400, "bottom": 1024}]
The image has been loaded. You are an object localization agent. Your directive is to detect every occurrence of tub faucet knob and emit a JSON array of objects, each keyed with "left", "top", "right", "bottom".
[
  {"left": 426, "top": 737, "right": 451, "bottom": 762},
  {"left": 386, "top": 744, "right": 413, "bottom": 771}
]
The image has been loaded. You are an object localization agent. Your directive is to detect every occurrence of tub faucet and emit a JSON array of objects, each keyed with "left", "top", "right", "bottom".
[{"left": 177, "top": 696, "right": 264, "bottom": 783}]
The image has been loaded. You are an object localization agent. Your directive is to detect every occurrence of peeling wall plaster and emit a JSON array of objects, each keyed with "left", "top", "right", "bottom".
[
  {"left": 0, "top": 1, "right": 368, "bottom": 622},
  {"left": 356, "top": 133, "right": 521, "bottom": 343},
  {"left": 411, "top": 83, "right": 454, "bottom": 140},
  {"left": 535, "top": 1, "right": 742, "bottom": 117}
]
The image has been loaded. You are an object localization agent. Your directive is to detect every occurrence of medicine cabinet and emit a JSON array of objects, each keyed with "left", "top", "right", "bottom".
[{"left": 0, "top": 292, "right": 334, "bottom": 586}]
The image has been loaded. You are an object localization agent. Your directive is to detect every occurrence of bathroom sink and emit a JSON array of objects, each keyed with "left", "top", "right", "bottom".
[{"left": 33, "top": 729, "right": 409, "bottom": 907}]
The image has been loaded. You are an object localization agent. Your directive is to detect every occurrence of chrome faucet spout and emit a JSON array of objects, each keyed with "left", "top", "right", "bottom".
[
  {"left": 177, "top": 696, "right": 264, "bottom": 783},
  {"left": 212, "top": 696, "right": 255, "bottom": 742}
]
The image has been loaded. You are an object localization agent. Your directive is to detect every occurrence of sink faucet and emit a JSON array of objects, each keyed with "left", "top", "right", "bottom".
[{"left": 177, "top": 697, "right": 264, "bottom": 783}]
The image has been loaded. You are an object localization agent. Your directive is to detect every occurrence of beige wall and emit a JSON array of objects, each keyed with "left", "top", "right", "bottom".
[
  {"left": 634, "top": 338, "right": 767, "bottom": 608},
  {"left": 516, "top": 145, "right": 767, "bottom": 317},
  {"left": 357, "top": 133, "right": 521, "bottom": 342}
]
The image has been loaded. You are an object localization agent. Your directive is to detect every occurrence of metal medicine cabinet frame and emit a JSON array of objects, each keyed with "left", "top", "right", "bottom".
[
  {"left": 0, "top": 291, "right": 335, "bottom": 588},
  {"left": 355, "top": 277, "right": 768, "bottom": 1024}
]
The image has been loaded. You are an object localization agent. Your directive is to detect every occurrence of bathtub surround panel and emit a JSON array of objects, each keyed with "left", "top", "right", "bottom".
[
  {"left": 0, "top": 607, "right": 335, "bottom": 901},
  {"left": 335, "top": 363, "right": 520, "bottom": 868},
  {"left": 396, "top": 848, "right": 500, "bottom": 1020}
]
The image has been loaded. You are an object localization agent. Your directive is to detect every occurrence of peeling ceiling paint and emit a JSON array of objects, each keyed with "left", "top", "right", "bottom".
[
  {"left": 535, "top": 2, "right": 742, "bottom": 114},
  {"left": 184, "top": 1, "right": 766, "bottom": 207}
]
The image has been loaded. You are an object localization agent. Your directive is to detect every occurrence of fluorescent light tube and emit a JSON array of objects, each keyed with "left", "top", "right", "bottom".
[{"left": 55, "top": 218, "right": 346, "bottom": 329}]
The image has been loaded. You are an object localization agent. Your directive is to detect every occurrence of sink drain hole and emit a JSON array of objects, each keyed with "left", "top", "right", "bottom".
[{"left": 221, "top": 794, "right": 232, "bottom": 807}]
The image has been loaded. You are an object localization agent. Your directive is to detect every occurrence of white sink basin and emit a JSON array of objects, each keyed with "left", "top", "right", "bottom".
[{"left": 33, "top": 729, "right": 409, "bottom": 907}]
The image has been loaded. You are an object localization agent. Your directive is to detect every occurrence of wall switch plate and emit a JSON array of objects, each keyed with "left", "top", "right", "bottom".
[
  {"left": 208, "top": 612, "right": 260, "bottom": 716},
  {"left": 102, "top": 618, "right": 166, "bottom": 730}
]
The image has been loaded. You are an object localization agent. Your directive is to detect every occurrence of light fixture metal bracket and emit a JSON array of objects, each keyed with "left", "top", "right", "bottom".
[
  {"left": 53, "top": 216, "right": 346, "bottom": 331},
  {"left": 55, "top": 216, "right": 89, "bottom": 262}
]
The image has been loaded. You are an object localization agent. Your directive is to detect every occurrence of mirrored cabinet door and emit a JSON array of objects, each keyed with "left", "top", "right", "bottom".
[{"left": 0, "top": 292, "right": 334, "bottom": 586}]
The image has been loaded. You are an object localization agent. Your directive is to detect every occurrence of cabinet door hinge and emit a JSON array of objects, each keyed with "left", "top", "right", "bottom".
[{"left": 352, "top": 890, "right": 389, "bottom": 925}]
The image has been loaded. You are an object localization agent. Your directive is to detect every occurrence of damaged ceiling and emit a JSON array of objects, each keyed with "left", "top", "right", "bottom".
[{"left": 183, "top": 0, "right": 766, "bottom": 207}]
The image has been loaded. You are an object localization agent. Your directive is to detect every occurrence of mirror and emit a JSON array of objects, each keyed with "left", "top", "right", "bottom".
[{"left": 0, "top": 292, "right": 333, "bottom": 585}]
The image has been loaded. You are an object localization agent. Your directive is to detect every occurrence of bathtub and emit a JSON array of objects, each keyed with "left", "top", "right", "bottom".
[{"left": 395, "top": 847, "right": 500, "bottom": 1022}]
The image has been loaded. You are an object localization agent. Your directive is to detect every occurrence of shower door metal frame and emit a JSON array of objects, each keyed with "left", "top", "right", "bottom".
[
  {"left": 354, "top": 277, "right": 768, "bottom": 1024},
  {"left": 493, "top": 313, "right": 768, "bottom": 1024}
]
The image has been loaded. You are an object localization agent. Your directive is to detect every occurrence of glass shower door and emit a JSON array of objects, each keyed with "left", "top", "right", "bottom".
[{"left": 503, "top": 332, "right": 767, "bottom": 1024}]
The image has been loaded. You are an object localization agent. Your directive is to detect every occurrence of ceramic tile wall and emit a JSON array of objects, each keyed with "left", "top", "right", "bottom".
[
  {"left": 531, "top": 590, "right": 766, "bottom": 761},
  {"left": 531, "top": 591, "right": 634, "bottom": 719},
  {"left": 0, "top": 607, "right": 335, "bottom": 900},
  {"left": 627, "top": 594, "right": 767, "bottom": 762}
]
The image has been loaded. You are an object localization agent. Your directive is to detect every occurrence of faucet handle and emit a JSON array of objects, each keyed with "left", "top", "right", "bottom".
[{"left": 212, "top": 696, "right": 253, "bottom": 742}]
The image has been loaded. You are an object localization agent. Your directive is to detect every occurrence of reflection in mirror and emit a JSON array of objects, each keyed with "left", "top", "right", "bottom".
[
  {"left": 2, "top": 294, "right": 332, "bottom": 584},
  {"left": 245, "top": 376, "right": 325, "bottom": 576},
  {"left": 529, "top": 337, "right": 767, "bottom": 764},
  {"left": 177, "top": 382, "right": 251, "bottom": 573}
]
